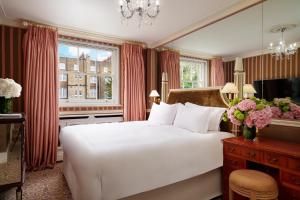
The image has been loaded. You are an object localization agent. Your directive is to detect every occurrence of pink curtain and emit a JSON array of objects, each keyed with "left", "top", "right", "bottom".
[
  {"left": 23, "top": 26, "right": 59, "bottom": 170},
  {"left": 159, "top": 50, "right": 180, "bottom": 89},
  {"left": 121, "top": 43, "right": 146, "bottom": 121},
  {"left": 211, "top": 58, "right": 225, "bottom": 86}
]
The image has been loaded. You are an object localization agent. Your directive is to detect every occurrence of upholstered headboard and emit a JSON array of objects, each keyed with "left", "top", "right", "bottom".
[
  {"left": 166, "top": 87, "right": 231, "bottom": 132},
  {"left": 167, "top": 87, "right": 229, "bottom": 107}
]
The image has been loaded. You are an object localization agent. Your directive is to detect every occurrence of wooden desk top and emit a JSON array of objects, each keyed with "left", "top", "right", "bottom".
[{"left": 223, "top": 136, "right": 300, "bottom": 159}]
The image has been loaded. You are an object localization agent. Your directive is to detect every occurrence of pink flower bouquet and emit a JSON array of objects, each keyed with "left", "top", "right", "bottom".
[
  {"left": 271, "top": 98, "right": 300, "bottom": 120},
  {"left": 224, "top": 97, "right": 273, "bottom": 140}
]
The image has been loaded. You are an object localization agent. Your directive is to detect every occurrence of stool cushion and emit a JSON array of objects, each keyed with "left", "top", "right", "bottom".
[{"left": 229, "top": 169, "right": 277, "bottom": 192}]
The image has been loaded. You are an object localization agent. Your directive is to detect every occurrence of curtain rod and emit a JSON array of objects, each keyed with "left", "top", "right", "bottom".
[{"left": 22, "top": 21, "right": 57, "bottom": 30}]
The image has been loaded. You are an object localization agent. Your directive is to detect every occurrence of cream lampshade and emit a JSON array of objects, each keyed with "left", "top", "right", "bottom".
[
  {"left": 149, "top": 90, "right": 160, "bottom": 104},
  {"left": 221, "top": 82, "right": 239, "bottom": 99},
  {"left": 243, "top": 84, "right": 257, "bottom": 98},
  {"left": 149, "top": 90, "right": 159, "bottom": 98}
]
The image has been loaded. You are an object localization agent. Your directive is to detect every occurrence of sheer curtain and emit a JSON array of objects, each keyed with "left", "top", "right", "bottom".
[
  {"left": 211, "top": 58, "right": 225, "bottom": 86},
  {"left": 23, "top": 26, "right": 59, "bottom": 170},
  {"left": 121, "top": 43, "right": 146, "bottom": 121}
]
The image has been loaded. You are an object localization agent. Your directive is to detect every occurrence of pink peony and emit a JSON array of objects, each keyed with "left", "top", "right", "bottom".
[
  {"left": 281, "top": 111, "right": 294, "bottom": 120},
  {"left": 247, "top": 106, "right": 273, "bottom": 129},
  {"left": 290, "top": 103, "right": 300, "bottom": 119},
  {"left": 244, "top": 113, "right": 254, "bottom": 128},
  {"left": 271, "top": 106, "right": 282, "bottom": 118},
  {"left": 237, "top": 99, "right": 256, "bottom": 112},
  {"left": 227, "top": 106, "right": 242, "bottom": 126}
]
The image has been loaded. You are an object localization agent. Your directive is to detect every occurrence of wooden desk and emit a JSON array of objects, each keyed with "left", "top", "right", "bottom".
[{"left": 223, "top": 137, "right": 300, "bottom": 200}]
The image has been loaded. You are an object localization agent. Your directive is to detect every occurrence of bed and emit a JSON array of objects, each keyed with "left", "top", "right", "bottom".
[{"left": 60, "top": 88, "right": 233, "bottom": 200}]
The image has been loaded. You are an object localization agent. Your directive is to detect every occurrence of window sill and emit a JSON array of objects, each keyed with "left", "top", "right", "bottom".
[{"left": 59, "top": 109, "right": 123, "bottom": 116}]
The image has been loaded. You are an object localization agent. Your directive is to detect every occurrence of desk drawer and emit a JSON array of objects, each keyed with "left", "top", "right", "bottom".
[
  {"left": 288, "top": 158, "right": 300, "bottom": 172},
  {"left": 241, "top": 147, "right": 261, "bottom": 162},
  {"left": 282, "top": 171, "right": 300, "bottom": 189},
  {"left": 224, "top": 155, "right": 245, "bottom": 169},
  {"left": 263, "top": 152, "right": 287, "bottom": 168},
  {"left": 224, "top": 144, "right": 242, "bottom": 156}
]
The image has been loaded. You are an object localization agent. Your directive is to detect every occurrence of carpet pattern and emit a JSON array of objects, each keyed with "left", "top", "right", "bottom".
[
  {"left": 0, "top": 162, "right": 72, "bottom": 200},
  {"left": 1, "top": 162, "right": 222, "bottom": 200}
]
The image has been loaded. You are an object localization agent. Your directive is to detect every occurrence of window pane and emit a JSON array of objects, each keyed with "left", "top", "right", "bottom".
[
  {"left": 99, "top": 76, "right": 112, "bottom": 100},
  {"left": 180, "top": 58, "right": 208, "bottom": 89},
  {"left": 97, "top": 50, "right": 112, "bottom": 74},
  {"left": 58, "top": 41, "right": 118, "bottom": 105}
]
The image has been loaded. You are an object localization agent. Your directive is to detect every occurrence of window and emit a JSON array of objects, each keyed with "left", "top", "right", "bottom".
[
  {"left": 59, "top": 73, "right": 68, "bottom": 82},
  {"left": 180, "top": 57, "right": 208, "bottom": 88},
  {"left": 58, "top": 41, "right": 119, "bottom": 105},
  {"left": 59, "top": 87, "right": 67, "bottom": 99}
]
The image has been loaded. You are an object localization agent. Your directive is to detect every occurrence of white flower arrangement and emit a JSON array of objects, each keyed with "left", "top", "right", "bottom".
[{"left": 0, "top": 78, "right": 22, "bottom": 99}]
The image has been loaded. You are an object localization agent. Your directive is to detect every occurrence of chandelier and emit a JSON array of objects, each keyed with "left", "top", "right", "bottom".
[
  {"left": 268, "top": 25, "right": 297, "bottom": 60},
  {"left": 119, "top": 0, "right": 160, "bottom": 27}
]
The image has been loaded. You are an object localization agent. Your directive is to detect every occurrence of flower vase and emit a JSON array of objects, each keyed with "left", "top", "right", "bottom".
[
  {"left": 0, "top": 97, "right": 12, "bottom": 114},
  {"left": 243, "top": 126, "right": 256, "bottom": 140}
]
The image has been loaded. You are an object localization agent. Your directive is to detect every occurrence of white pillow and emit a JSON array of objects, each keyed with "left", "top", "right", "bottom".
[
  {"left": 148, "top": 102, "right": 178, "bottom": 125},
  {"left": 173, "top": 104, "right": 210, "bottom": 133},
  {"left": 185, "top": 102, "right": 226, "bottom": 131}
]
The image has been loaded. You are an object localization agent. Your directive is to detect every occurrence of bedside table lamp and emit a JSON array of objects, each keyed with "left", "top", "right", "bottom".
[
  {"left": 221, "top": 82, "right": 239, "bottom": 100},
  {"left": 149, "top": 90, "right": 160, "bottom": 104},
  {"left": 243, "top": 84, "right": 256, "bottom": 99}
]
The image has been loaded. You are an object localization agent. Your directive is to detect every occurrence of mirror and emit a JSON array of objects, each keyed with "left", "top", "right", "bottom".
[{"left": 164, "top": 0, "right": 300, "bottom": 123}]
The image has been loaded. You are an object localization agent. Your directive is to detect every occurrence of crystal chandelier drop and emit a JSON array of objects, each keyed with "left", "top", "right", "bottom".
[
  {"left": 119, "top": 0, "right": 160, "bottom": 27},
  {"left": 268, "top": 25, "right": 297, "bottom": 60}
]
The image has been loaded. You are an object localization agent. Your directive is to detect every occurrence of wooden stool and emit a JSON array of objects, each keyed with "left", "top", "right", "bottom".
[{"left": 229, "top": 169, "right": 278, "bottom": 200}]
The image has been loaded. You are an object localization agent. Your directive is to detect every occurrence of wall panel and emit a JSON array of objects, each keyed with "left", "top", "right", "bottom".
[
  {"left": 223, "top": 48, "right": 300, "bottom": 84},
  {"left": 0, "top": 25, "right": 25, "bottom": 112}
]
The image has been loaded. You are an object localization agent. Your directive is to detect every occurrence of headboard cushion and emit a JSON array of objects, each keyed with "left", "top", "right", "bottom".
[
  {"left": 166, "top": 87, "right": 231, "bottom": 132},
  {"left": 167, "top": 87, "right": 229, "bottom": 108}
]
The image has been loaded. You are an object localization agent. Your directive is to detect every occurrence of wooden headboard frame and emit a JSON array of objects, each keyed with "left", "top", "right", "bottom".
[{"left": 166, "top": 87, "right": 232, "bottom": 132}]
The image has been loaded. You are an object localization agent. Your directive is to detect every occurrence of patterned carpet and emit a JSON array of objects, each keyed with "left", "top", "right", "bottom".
[
  {"left": 1, "top": 162, "right": 222, "bottom": 200},
  {"left": 0, "top": 162, "right": 72, "bottom": 200}
]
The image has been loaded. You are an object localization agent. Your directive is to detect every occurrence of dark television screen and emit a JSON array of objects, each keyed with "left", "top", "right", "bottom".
[{"left": 253, "top": 77, "right": 300, "bottom": 105}]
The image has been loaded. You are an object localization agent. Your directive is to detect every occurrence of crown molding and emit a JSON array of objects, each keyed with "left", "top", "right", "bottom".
[
  {"left": 176, "top": 48, "right": 215, "bottom": 60},
  {"left": 0, "top": 17, "right": 147, "bottom": 47},
  {"left": 149, "top": 0, "right": 263, "bottom": 48}
]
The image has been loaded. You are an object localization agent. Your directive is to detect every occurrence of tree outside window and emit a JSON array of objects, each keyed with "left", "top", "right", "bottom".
[{"left": 180, "top": 58, "right": 208, "bottom": 89}]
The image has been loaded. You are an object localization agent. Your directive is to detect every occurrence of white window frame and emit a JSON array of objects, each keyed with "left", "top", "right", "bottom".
[
  {"left": 59, "top": 87, "right": 68, "bottom": 99},
  {"left": 59, "top": 73, "right": 67, "bottom": 82},
  {"left": 59, "top": 63, "right": 66, "bottom": 70},
  {"left": 58, "top": 39, "right": 120, "bottom": 106},
  {"left": 180, "top": 57, "right": 208, "bottom": 88}
]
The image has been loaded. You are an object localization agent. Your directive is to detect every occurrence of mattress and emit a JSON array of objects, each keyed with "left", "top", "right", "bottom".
[{"left": 60, "top": 121, "right": 233, "bottom": 200}]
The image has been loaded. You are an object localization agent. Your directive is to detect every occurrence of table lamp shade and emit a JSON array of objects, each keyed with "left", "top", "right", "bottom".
[
  {"left": 221, "top": 82, "right": 239, "bottom": 94},
  {"left": 243, "top": 84, "right": 256, "bottom": 97},
  {"left": 149, "top": 90, "right": 160, "bottom": 97}
]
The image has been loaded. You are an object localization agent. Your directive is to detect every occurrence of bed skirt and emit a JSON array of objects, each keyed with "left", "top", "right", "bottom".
[{"left": 63, "top": 152, "right": 222, "bottom": 200}]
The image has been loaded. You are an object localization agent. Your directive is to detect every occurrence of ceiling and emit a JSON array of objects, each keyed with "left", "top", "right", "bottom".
[
  {"left": 167, "top": 0, "right": 300, "bottom": 59},
  {"left": 0, "top": 0, "right": 242, "bottom": 46}
]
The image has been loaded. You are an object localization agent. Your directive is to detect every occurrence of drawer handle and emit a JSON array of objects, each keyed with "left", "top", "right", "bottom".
[
  {"left": 267, "top": 157, "right": 278, "bottom": 164},
  {"left": 290, "top": 177, "right": 300, "bottom": 185},
  {"left": 247, "top": 151, "right": 256, "bottom": 159}
]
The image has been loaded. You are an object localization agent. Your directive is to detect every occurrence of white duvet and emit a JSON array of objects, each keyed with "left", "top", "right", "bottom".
[{"left": 60, "top": 121, "right": 233, "bottom": 200}]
